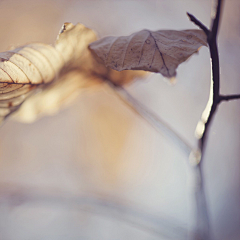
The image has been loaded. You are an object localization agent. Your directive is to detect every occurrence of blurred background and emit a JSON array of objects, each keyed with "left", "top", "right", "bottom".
[{"left": 0, "top": 0, "right": 240, "bottom": 239}]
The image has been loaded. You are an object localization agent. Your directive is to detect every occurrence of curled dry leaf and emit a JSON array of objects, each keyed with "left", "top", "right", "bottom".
[
  {"left": 0, "top": 22, "right": 146, "bottom": 124},
  {"left": 89, "top": 29, "right": 208, "bottom": 78},
  {"left": 0, "top": 83, "right": 37, "bottom": 123},
  {"left": 0, "top": 22, "right": 97, "bottom": 124},
  {"left": 0, "top": 42, "right": 65, "bottom": 124},
  {"left": 13, "top": 55, "right": 146, "bottom": 123},
  {"left": 55, "top": 22, "right": 97, "bottom": 69},
  {"left": 13, "top": 70, "right": 101, "bottom": 123},
  {"left": 86, "top": 53, "right": 147, "bottom": 86}
]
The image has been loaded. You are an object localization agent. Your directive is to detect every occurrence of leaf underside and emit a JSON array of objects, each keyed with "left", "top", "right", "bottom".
[{"left": 89, "top": 29, "right": 208, "bottom": 78}]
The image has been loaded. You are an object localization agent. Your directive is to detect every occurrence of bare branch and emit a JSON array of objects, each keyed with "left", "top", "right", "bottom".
[
  {"left": 187, "top": 12, "right": 210, "bottom": 36},
  {"left": 187, "top": 1, "right": 224, "bottom": 239},
  {"left": 188, "top": 1, "right": 222, "bottom": 153},
  {"left": 219, "top": 94, "right": 240, "bottom": 102},
  {"left": 210, "top": 0, "right": 224, "bottom": 40}
]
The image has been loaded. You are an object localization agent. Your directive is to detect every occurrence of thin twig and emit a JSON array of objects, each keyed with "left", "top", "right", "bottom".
[
  {"left": 210, "top": 0, "right": 223, "bottom": 40},
  {"left": 219, "top": 94, "right": 240, "bottom": 102},
  {"left": 188, "top": 1, "right": 224, "bottom": 239},
  {"left": 187, "top": 13, "right": 210, "bottom": 36},
  {"left": 188, "top": 0, "right": 239, "bottom": 153},
  {"left": 188, "top": 1, "right": 240, "bottom": 238},
  {"left": 188, "top": 1, "right": 222, "bottom": 153}
]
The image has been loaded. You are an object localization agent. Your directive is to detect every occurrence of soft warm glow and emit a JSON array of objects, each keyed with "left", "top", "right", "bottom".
[{"left": 195, "top": 72, "right": 213, "bottom": 138}]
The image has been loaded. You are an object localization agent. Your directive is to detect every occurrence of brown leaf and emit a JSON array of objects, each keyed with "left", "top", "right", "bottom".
[
  {"left": 89, "top": 29, "right": 207, "bottom": 78},
  {"left": 55, "top": 23, "right": 147, "bottom": 85},
  {"left": 86, "top": 53, "right": 147, "bottom": 86}
]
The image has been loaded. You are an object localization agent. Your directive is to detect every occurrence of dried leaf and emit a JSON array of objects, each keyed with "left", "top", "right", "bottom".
[
  {"left": 0, "top": 41, "right": 64, "bottom": 124},
  {"left": 14, "top": 56, "right": 146, "bottom": 123},
  {"left": 55, "top": 22, "right": 97, "bottom": 69},
  {"left": 89, "top": 29, "right": 207, "bottom": 78},
  {"left": 0, "top": 22, "right": 147, "bottom": 124},
  {"left": 0, "top": 23, "right": 97, "bottom": 124},
  {"left": 13, "top": 70, "right": 101, "bottom": 123},
  {"left": 0, "top": 83, "right": 37, "bottom": 123},
  {"left": 86, "top": 53, "right": 147, "bottom": 86}
]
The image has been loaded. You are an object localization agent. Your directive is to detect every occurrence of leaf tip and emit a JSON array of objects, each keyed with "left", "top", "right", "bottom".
[{"left": 59, "top": 22, "right": 74, "bottom": 34}]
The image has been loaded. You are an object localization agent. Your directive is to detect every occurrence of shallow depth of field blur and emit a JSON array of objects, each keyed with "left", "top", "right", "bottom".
[{"left": 0, "top": 0, "right": 240, "bottom": 240}]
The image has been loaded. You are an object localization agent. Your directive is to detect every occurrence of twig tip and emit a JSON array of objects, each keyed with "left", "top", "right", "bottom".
[{"left": 186, "top": 12, "right": 193, "bottom": 19}]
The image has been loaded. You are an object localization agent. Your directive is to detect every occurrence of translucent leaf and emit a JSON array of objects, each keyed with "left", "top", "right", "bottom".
[
  {"left": 0, "top": 22, "right": 97, "bottom": 124},
  {"left": 0, "top": 22, "right": 147, "bottom": 125},
  {"left": 0, "top": 83, "right": 37, "bottom": 123},
  {"left": 89, "top": 29, "right": 207, "bottom": 78},
  {"left": 13, "top": 70, "right": 101, "bottom": 123},
  {"left": 55, "top": 22, "right": 97, "bottom": 69},
  {"left": 14, "top": 55, "right": 146, "bottom": 123}
]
